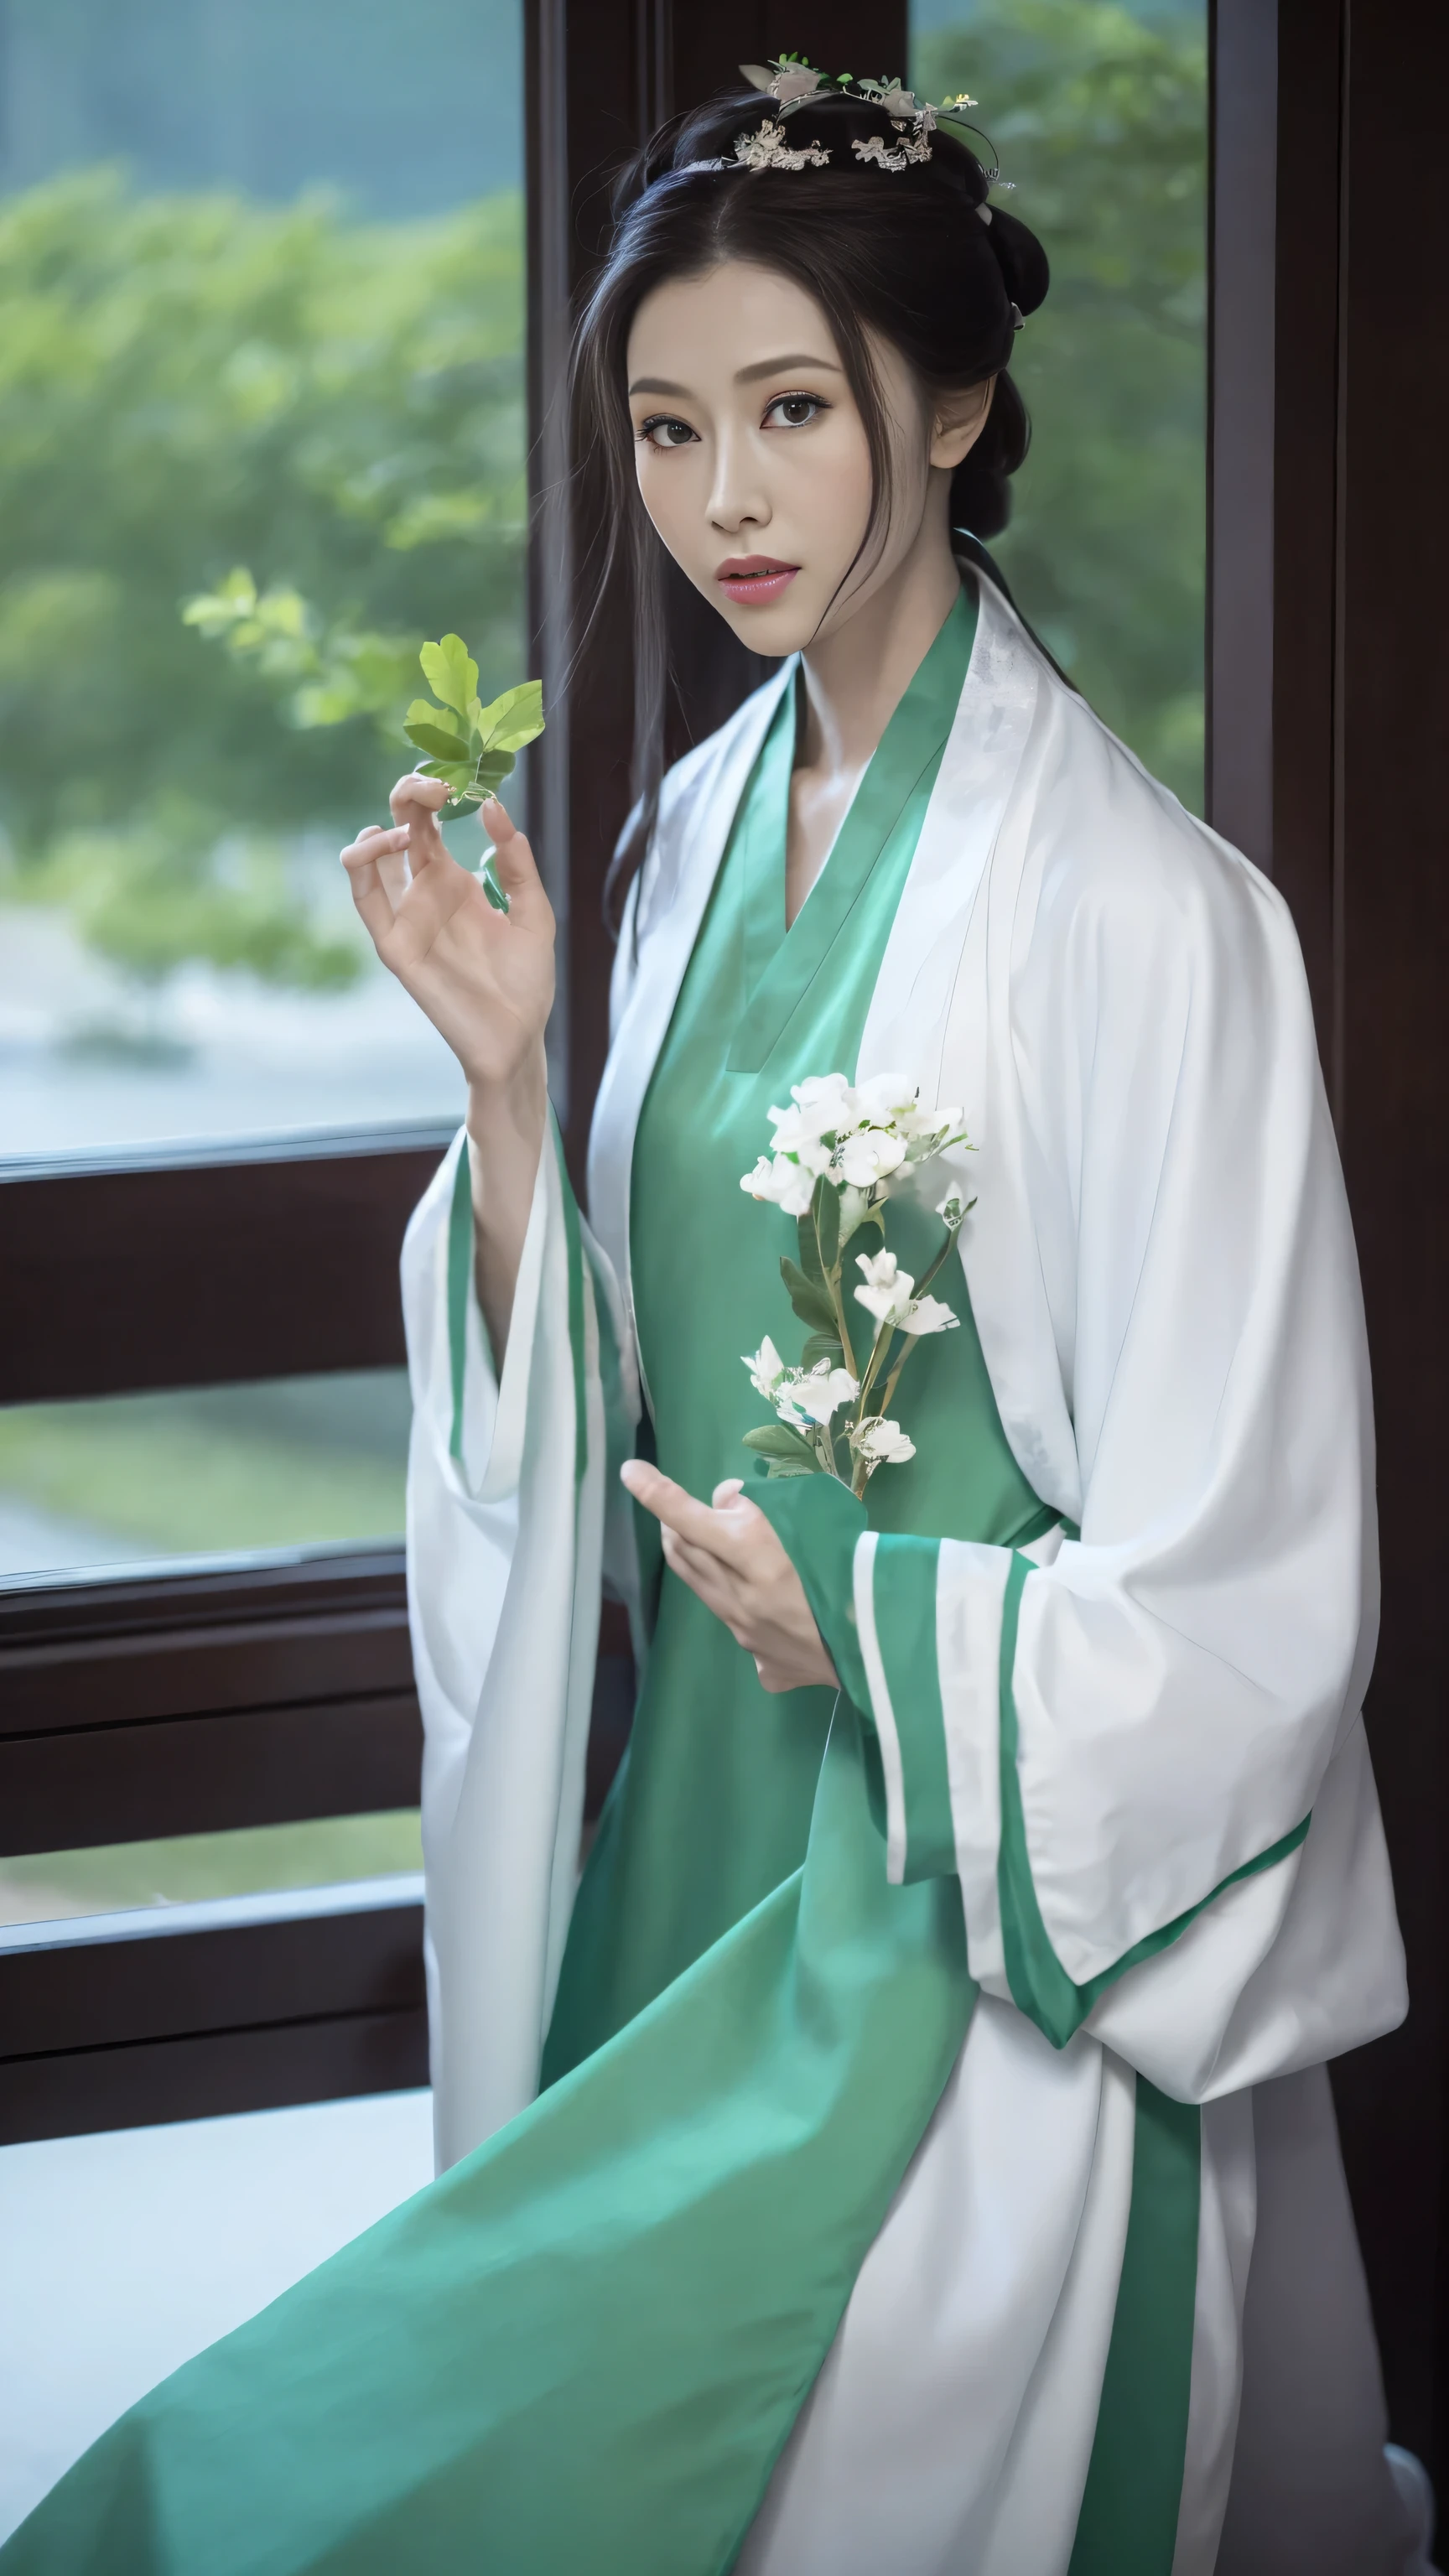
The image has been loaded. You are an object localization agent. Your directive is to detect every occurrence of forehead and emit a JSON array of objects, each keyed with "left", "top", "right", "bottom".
[{"left": 626, "top": 260, "right": 838, "bottom": 382}]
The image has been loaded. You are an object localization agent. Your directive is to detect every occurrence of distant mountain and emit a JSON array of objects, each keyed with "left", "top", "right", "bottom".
[{"left": 0, "top": 0, "right": 522, "bottom": 215}]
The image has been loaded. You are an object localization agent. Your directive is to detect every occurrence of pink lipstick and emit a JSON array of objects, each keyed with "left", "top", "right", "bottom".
[{"left": 717, "top": 555, "right": 800, "bottom": 606}]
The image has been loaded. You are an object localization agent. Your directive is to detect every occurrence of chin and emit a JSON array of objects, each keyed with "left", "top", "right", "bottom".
[{"left": 709, "top": 593, "right": 826, "bottom": 657}]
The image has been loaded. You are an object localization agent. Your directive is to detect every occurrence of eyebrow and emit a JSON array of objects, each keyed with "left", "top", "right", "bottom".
[{"left": 627, "top": 351, "right": 844, "bottom": 397}]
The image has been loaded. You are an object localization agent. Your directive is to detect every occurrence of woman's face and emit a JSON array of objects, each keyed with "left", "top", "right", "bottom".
[{"left": 626, "top": 260, "right": 969, "bottom": 656}]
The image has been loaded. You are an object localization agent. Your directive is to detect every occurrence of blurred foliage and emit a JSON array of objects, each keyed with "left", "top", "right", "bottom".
[
  {"left": 0, "top": 1814, "right": 423, "bottom": 1927},
  {"left": 0, "top": 1372, "right": 408, "bottom": 1555},
  {"left": 914, "top": 0, "right": 1207, "bottom": 807},
  {"left": 0, "top": 3, "right": 1202, "bottom": 992},
  {"left": 0, "top": 169, "right": 524, "bottom": 984}
]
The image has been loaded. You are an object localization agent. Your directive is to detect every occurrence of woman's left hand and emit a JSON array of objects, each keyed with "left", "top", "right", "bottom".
[{"left": 620, "top": 1461, "right": 839, "bottom": 1694}]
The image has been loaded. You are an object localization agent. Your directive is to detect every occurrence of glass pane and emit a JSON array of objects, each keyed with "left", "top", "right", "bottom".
[
  {"left": 0, "top": 0, "right": 524, "bottom": 1161},
  {"left": 0, "top": 1368, "right": 408, "bottom": 1581},
  {"left": 910, "top": 0, "right": 1208, "bottom": 809},
  {"left": 0, "top": 1813, "right": 423, "bottom": 1931}
]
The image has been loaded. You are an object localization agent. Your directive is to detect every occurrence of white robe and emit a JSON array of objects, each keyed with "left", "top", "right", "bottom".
[{"left": 402, "top": 576, "right": 1413, "bottom": 2572}]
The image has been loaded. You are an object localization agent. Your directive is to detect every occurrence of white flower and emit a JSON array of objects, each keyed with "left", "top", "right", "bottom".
[
  {"left": 853, "top": 1250, "right": 958, "bottom": 1338},
  {"left": 770, "top": 61, "right": 824, "bottom": 104},
  {"left": 769, "top": 1072, "right": 856, "bottom": 1150},
  {"left": 740, "top": 1152, "right": 817, "bottom": 1217},
  {"left": 741, "top": 1336, "right": 787, "bottom": 1401},
  {"left": 901, "top": 1294, "right": 958, "bottom": 1337},
  {"left": 850, "top": 1415, "right": 917, "bottom": 1467},
  {"left": 853, "top": 1069, "right": 917, "bottom": 1127},
  {"left": 937, "top": 1191, "right": 966, "bottom": 1231},
  {"left": 838, "top": 1126, "right": 907, "bottom": 1188},
  {"left": 771, "top": 1158, "right": 818, "bottom": 1217},
  {"left": 854, "top": 1248, "right": 915, "bottom": 1327},
  {"left": 787, "top": 1363, "right": 859, "bottom": 1426}
]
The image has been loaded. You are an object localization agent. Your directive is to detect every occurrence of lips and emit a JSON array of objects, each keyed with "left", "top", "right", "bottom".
[{"left": 717, "top": 555, "right": 800, "bottom": 607}]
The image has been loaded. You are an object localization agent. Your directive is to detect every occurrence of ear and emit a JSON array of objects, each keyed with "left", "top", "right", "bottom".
[{"left": 930, "top": 377, "right": 995, "bottom": 473}]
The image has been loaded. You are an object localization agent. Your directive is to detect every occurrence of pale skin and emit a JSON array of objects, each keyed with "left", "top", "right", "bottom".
[{"left": 340, "top": 258, "right": 991, "bottom": 1696}]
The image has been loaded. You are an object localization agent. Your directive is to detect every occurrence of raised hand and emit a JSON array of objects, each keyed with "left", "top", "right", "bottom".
[{"left": 340, "top": 775, "right": 554, "bottom": 1092}]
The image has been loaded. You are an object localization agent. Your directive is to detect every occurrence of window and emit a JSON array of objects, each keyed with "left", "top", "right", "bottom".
[
  {"left": 910, "top": 0, "right": 1208, "bottom": 811},
  {"left": 0, "top": 0, "right": 528, "bottom": 2142},
  {"left": 0, "top": 0, "right": 526, "bottom": 1163}
]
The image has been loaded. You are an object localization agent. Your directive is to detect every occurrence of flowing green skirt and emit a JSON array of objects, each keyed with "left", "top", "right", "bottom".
[{"left": 2, "top": 1710, "right": 971, "bottom": 2575}]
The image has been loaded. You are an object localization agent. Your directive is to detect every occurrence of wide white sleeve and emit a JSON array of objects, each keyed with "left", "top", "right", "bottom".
[
  {"left": 402, "top": 1115, "right": 638, "bottom": 2170},
  {"left": 849, "top": 814, "right": 1405, "bottom": 2101}
]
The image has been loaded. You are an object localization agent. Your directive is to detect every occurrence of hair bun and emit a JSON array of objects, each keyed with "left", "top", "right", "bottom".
[{"left": 979, "top": 203, "right": 1049, "bottom": 319}]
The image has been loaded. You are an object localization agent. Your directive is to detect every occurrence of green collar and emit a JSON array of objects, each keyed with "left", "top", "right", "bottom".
[{"left": 726, "top": 583, "right": 978, "bottom": 1076}]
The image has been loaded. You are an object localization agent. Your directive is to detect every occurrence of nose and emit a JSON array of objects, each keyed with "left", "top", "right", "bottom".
[{"left": 708, "top": 422, "right": 771, "bottom": 537}]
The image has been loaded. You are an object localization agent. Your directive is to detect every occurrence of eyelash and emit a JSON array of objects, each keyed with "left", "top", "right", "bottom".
[{"left": 636, "top": 392, "right": 831, "bottom": 449}]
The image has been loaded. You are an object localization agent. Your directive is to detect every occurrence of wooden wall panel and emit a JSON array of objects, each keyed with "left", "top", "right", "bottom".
[
  {"left": 1327, "top": 0, "right": 1449, "bottom": 2485},
  {"left": 1213, "top": 0, "right": 1449, "bottom": 2485}
]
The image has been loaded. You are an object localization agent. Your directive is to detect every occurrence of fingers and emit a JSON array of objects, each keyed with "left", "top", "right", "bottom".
[
  {"left": 621, "top": 1458, "right": 731, "bottom": 1553},
  {"left": 660, "top": 1528, "right": 744, "bottom": 1628},
  {"left": 482, "top": 797, "right": 553, "bottom": 932},
  {"left": 340, "top": 823, "right": 408, "bottom": 948},
  {"left": 389, "top": 771, "right": 451, "bottom": 875},
  {"left": 340, "top": 822, "right": 406, "bottom": 877},
  {"left": 389, "top": 771, "right": 451, "bottom": 818},
  {"left": 711, "top": 1478, "right": 745, "bottom": 1508}
]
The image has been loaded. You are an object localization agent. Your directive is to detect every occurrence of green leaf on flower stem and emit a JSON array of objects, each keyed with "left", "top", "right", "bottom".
[
  {"left": 473, "top": 749, "right": 518, "bottom": 797},
  {"left": 779, "top": 1258, "right": 837, "bottom": 1337},
  {"left": 813, "top": 1176, "right": 840, "bottom": 1272},
  {"left": 763, "top": 1457, "right": 819, "bottom": 1478},
  {"left": 403, "top": 719, "right": 472, "bottom": 763},
  {"left": 797, "top": 1202, "right": 826, "bottom": 1289},
  {"left": 419, "top": 633, "right": 479, "bottom": 719},
  {"left": 742, "top": 1422, "right": 818, "bottom": 1466},
  {"left": 801, "top": 1330, "right": 844, "bottom": 1370},
  {"left": 476, "top": 678, "right": 546, "bottom": 757}
]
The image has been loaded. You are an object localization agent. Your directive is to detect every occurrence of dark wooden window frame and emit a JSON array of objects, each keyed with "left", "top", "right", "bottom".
[
  {"left": 1211, "top": 0, "right": 1449, "bottom": 2490},
  {"left": 6, "top": 0, "right": 1449, "bottom": 2496}
]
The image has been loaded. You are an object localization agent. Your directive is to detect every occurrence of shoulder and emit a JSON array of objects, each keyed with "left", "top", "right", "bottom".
[{"left": 1010, "top": 648, "right": 1302, "bottom": 1003}]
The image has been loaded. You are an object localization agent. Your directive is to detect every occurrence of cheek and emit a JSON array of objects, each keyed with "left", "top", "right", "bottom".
[
  {"left": 777, "top": 423, "right": 873, "bottom": 542},
  {"left": 634, "top": 450, "right": 699, "bottom": 555}
]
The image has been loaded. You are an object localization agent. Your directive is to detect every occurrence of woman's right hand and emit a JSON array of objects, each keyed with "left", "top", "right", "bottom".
[{"left": 340, "top": 775, "right": 555, "bottom": 1093}]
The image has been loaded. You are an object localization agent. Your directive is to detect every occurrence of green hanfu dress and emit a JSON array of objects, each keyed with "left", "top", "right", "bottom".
[{"left": 2, "top": 579, "right": 1411, "bottom": 2576}]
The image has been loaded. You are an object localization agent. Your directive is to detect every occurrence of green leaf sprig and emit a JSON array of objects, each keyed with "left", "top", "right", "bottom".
[{"left": 403, "top": 635, "right": 544, "bottom": 825}]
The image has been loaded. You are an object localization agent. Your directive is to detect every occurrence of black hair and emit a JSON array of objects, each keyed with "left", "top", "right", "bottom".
[{"left": 568, "top": 81, "right": 1051, "bottom": 926}]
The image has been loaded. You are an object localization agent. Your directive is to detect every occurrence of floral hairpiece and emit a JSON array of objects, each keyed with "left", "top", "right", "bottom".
[{"left": 676, "top": 55, "right": 1010, "bottom": 190}]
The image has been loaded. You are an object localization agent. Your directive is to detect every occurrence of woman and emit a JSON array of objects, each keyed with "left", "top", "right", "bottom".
[{"left": 3, "top": 63, "right": 1424, "bottom": 2576}]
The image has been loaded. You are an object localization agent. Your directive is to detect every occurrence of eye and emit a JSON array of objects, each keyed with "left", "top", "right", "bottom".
[
  {"left": 763, "top": 392, "right": 828, "bottom": 431},
  {"left": 639, "top": 414, "right": 699, "bottom": 449}
]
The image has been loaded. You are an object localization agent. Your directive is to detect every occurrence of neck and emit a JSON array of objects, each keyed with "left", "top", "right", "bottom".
[{"left": 795, "top": 476, "right": 960, "bottom": 781}]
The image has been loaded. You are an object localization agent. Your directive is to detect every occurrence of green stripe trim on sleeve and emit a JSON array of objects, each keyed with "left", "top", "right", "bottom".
[
  {"left": 1067, "top": 2077, "right": 1201, "bottom": 2575},
  {"left": 552, "top": 1113, "right": 589, "bottom": 1492},
  {"left": 747, "top": 1474, "right": 870, "bottom": 1713},
  {"left": 997, "top": 1552, "right": 1312, "bottom": 2049},
  {"left": 446, "top": 1135, "right": 474, "bottom": 1465},
  {"left": 872, "top": 1535, "right": 955, "bottom": 1883}
]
